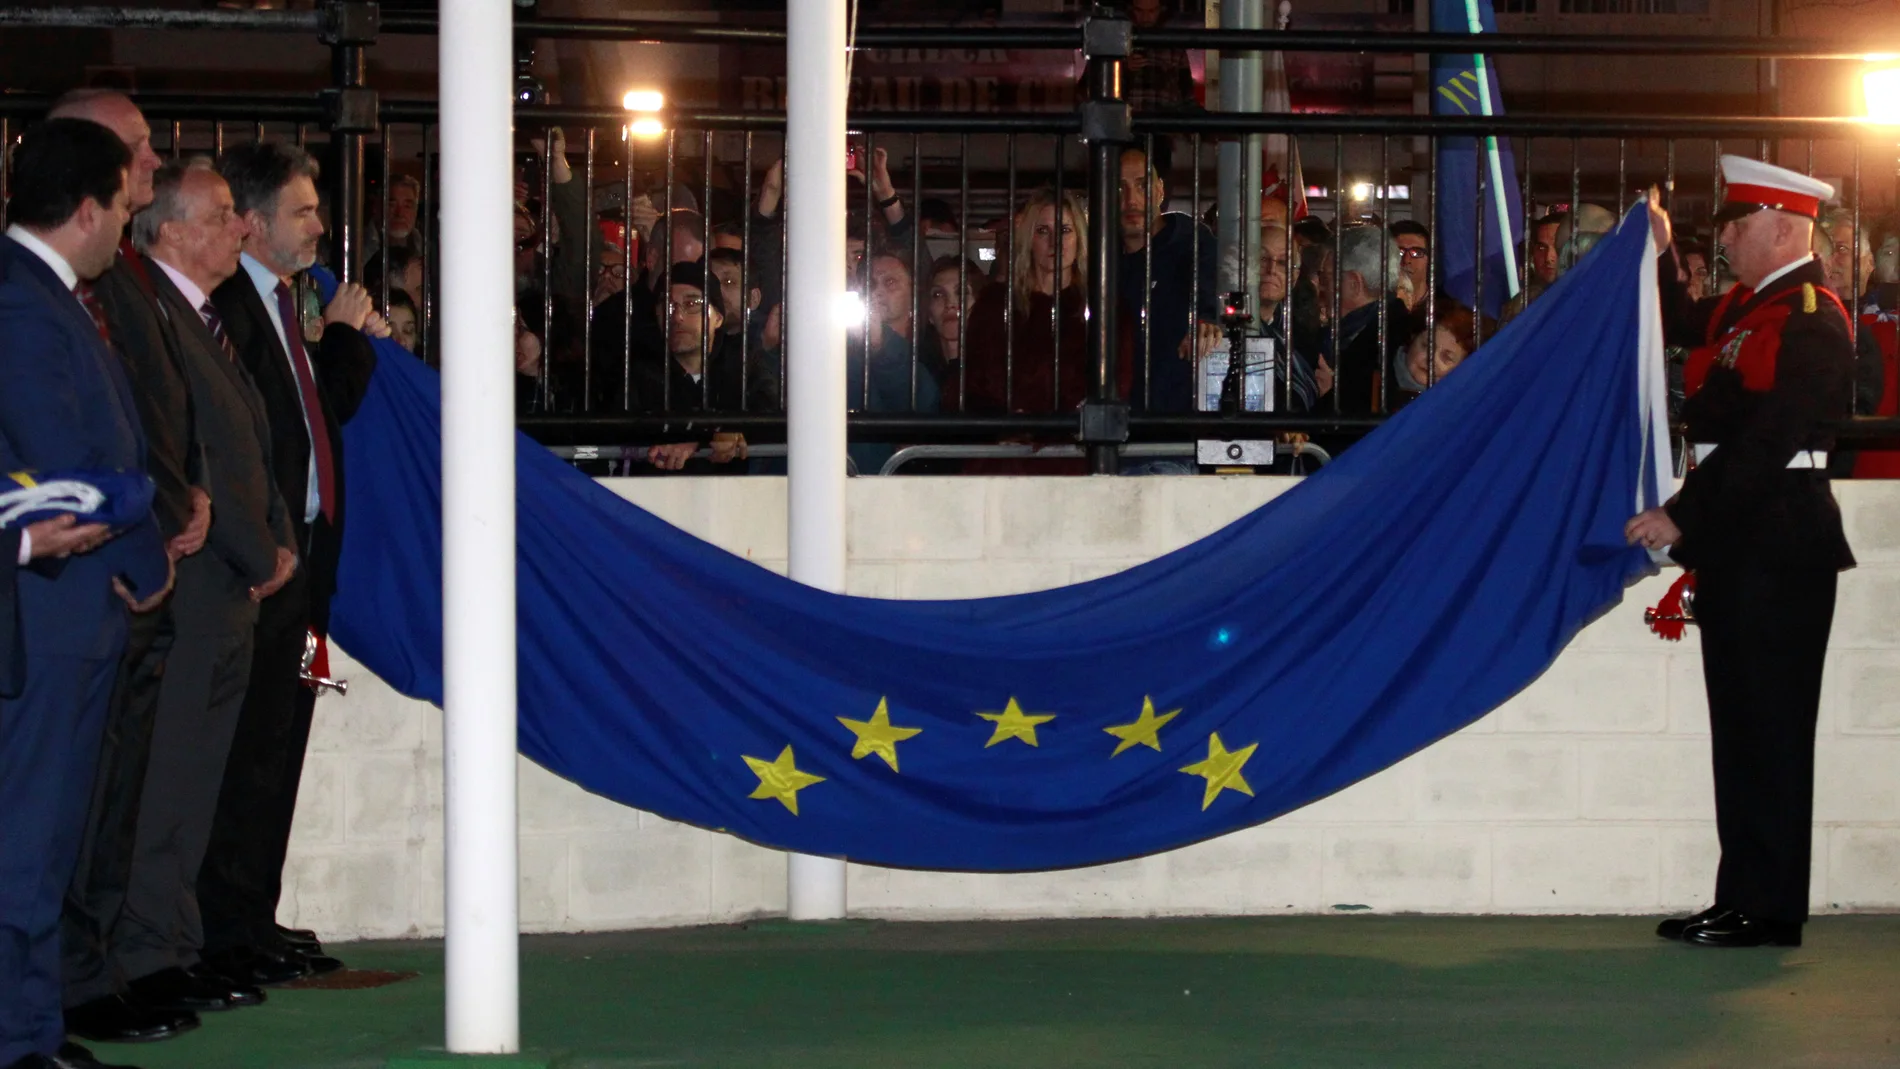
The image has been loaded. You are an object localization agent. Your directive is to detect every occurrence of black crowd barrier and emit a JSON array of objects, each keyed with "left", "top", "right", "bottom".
[{"left": 5, "top": 1, "right": 1899, "bottom": 473}]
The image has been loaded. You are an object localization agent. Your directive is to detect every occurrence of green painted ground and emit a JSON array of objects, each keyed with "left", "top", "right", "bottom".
[{"left": 119, "top": 916, "right": 1900, "bottom": 1069}]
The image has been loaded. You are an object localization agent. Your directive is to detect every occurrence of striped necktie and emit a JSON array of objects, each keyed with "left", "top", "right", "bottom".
[{"left": 200, "top": 299, "right": 237, "bottom": 361}]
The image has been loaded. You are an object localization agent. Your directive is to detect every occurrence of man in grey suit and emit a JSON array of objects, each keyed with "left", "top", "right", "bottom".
[{"left": 102, "top": 159, "right": 298, "bottom": 1017}]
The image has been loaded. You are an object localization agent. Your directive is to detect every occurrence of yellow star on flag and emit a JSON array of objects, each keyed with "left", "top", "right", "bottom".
[
  {"left": 838, "top": 697, "right": 924, "bottom": 772},
  {"left": 975, "top": 697, "right": 1056, "bottom": 748},
  {"left": 743, "top": 745, "right": 826, "bottom": 815},
  {"left": 1104, "top": 696, "right": 1181, "bottom": 757},
  {"left": 1179, "top": 732, "right": 1258, "bottom": 810}
]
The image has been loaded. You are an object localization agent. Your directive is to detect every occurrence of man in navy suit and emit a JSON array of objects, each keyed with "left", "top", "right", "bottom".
[{"left": 0, "top": 119, "right": 174, "bottom": 1069}]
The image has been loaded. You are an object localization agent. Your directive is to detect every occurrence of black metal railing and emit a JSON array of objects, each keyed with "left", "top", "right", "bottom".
[{"left": 6, "top": 2, "right": 1900, "bottom": 472}]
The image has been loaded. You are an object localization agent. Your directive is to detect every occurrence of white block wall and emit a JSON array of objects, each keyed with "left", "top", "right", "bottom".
[{"left": 282, "top": 477, "right": 1900, "bottom": 939}]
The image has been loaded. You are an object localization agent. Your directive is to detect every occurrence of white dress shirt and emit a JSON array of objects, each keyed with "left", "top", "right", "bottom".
[
  {"left": 240, "top": 252, "right": 322, "bottom": 525},
  {"left": 153, "top": 257, "right": 210, "bottom": 320}
]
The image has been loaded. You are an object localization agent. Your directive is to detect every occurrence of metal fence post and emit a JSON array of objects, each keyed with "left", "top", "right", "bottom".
[
  {"left": 322, "top": 0, "right": 380, "bottom": 284},
  {"left": 1081, "top": 9, "right": 1132, "bottom": 475}
]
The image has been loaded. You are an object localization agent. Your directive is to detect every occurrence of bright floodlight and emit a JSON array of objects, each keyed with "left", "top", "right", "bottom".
[
  {"left": 1350, "top": 182, "right": 1373, "bottom": 201},
  {"left": 623, "top": 89, "right": 665, "bottom": 112},
  {"left": 835, "top": 290, "right": 867, "bottom": 328},
  {"left": 628, "top": 117, "right": 665, "bottom": 139},
  {"left": 1865, "top": 66, "right": 1900, "bottom": 124}
]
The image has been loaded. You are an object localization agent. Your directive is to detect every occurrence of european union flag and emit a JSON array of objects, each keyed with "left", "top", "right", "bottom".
[
  {"left": 325, "top": 217, "right": 1668, "bottom": 872},
  {"left": 1431, "top": 0, "right": 1524, "bottom": 319},
  {"left": 0, "top": 468, "right": 155, "bottom": 530}
]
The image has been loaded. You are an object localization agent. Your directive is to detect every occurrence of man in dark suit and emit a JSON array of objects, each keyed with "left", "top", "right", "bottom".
[
  {"left": 46, "top": 89, "right": 214, "bottom": 1050},
  {"left": 0, "top": 118, "right": 173, "bottom": 1069},
  {"left": 203, "top": 142, "right": 380, "bottom": 987},
  {"left": 97, "top": 159, "right": 301, "bottom": 1020}
]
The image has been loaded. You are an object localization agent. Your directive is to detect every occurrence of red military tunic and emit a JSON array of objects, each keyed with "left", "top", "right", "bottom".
[{"left": 1661, "top": 253, "right": 1856, "bottom": 573}]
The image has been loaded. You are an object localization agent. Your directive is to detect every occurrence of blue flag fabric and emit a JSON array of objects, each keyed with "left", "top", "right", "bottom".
[
  {"left": 324, "top": 215, "right": 1665, "bottom": 872},
  {"left": 0, "top": 468, "right": 155, "bottom": 530},
  {"left": 1431, "top": 0, "right": 1524, "bottom": 320}
]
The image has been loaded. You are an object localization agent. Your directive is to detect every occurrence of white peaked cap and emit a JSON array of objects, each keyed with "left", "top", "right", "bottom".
[{"left": 1718, "top": 155, "right": 1835, "bottom": 220}]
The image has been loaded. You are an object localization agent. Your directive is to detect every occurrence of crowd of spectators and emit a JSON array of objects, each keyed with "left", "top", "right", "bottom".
[{"left": 341, "top": 126, "right": 1898, "bottom": 478}]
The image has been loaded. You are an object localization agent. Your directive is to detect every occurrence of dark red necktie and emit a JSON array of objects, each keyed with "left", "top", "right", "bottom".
[
  {"left": 274, "top": 280, "right": 337, "bottom": 522},
  {"left": 73, "top": 280, "right": 111, "bottom": 345}
]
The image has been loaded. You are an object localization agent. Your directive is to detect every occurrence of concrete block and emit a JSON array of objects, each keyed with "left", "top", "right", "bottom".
[
  {"left": 1499, "top": 651, "right": 1669, "bottom": 733},
  {"left": 1827, "top": 650, "right": 1900, "bottom": 735},
  {"left": 1156, "top": 476, "right": 1287, "bottom": 553},
  {"left": 287, "top": 753, "right": 346, "bottom": 847},
  {"left": 568, "top": 819, "right": 712, "bottom": 925},
  {"left": 848, "top": 478, "right": 987, "bottom": 560},
  {"left": 518, "top": 834, "right": 571, "bottom": 930},
  {"left": 1826, "top": 827, "right": 1900, "bottom": 910},
  {"left": 1666, "top": 652, "right": 1710, "bottom": 736},
  {"left": 986, "top": 478, "right": 1164, "bottom": 560},
  {"left": 1813, "top": 739, "right": 1900, "bottom": 823},
  {"left": 279, "top": 845, "right": 418, "bottom": 940},
  {"left": 1658, "top": 825, "right": 1720, "bottom": 910},
  {"left": 1578, "top": 740, "right": 1713, "bottom": 821},
  {"left": 1570, "top": 574, "right": 1693, "bottom": 652},
  {"left": 1833, "top": 564, "right": 1900, "bottom": 649},
  {"left": 849, "top": 858, "right": 1156, "bottom": 920},
  {"left": 844, "top": 562, "right": 905, "bottom": 599},
  {"left": 1413, "top": 739, "right": 1576, "bottom": 821},
  {"left": 517, "top": 757, "right": 592, "bottom": 835},
  {"left": 1158, "top": 825, "right": 1324, "bottom": 913},
  {"left": 1068, "top": 559, "right": 1151, "bottom": 584},
  {"left": 1279, "top": 761, "right": 1415, "bottom": 824},
  {"left": 1840, "top": 482, "right": 1900, "bottom": 563},
  {"left": 306, "top": 661, "right": 426, "bottom": 754},
  {"left": 708, "top": 476, "right": 787, "bottom": 561},
  {"left": 600, "top": 477, "right": 715, "bottom": 541},
  {"left": 893, "top": 560, "right": 1066, "bottom": 599},
  {"left": 706, "top": 832, "right": 786, "bottom": 919},
  {"left": 1321, "top": 828, "right": 1491, "bottom": 911},
  {"left": 343, "top": 752, "right": 426, "bottom": 842},
  {"left": 845, "top": 865, "right": 991, "bottom": 915},
  {"left": 1492, "top": 827, "right": 1659, "bottom": 912}
]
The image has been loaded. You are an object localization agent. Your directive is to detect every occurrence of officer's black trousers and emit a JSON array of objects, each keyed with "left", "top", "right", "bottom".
[{"left": 1696, "top": 564, "right": 1838, "bottom": 925}]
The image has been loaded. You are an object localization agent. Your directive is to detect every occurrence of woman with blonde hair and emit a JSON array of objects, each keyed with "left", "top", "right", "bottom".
[{"left": 958, "top": 186, "right": 1130, "bottom": 416}]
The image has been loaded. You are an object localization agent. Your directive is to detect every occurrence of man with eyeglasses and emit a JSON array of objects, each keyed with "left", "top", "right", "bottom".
[
  {"left": 1390, "top": 219, "right": 1429, "bottom": 312},
  {"left": 628, "top": 262, "right": 768, "bottom": 473}
]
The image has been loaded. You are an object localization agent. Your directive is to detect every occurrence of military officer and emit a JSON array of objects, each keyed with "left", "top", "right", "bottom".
[{"left": 1630, "top": 156, "right": 1856, "bottom": 948}]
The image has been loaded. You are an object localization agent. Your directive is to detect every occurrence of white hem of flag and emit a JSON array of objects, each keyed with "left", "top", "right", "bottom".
[{"left": 1632, "top": 203, "right": 1675, "bottom": 566}]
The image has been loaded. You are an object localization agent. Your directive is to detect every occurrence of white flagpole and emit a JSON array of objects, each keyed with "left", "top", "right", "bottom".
[
  {"left": 440, "top": 0, "right": 520, "bottom": 1052},
  {"left": 1462, "top": 0, "right": 1521, "bottom": 298},
  {"left": 784, "top": 0, "right": 850, "bottom": 921}
]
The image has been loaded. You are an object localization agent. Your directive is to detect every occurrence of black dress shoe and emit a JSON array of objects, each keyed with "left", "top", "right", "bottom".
[
  {"left": 288, "top": 946, "right": 345, "bottom": 976},
  {"left": 56, "top": 1042, "right": 142, "bottom": 1069},
  {"left": 200, "top": 947, "right": 308, "bottom": 988},
  {"left": 275, "top": 924, "right": 322, "bottom": 952},
  {"left": 1683, "top": 910, "right": 1803, "bottom": 948},
  {"left": 1656, "top": 904, "right": 1728, "bottom": 941},
  {"left": 182, "top": 964, "right": 265, "bottom": 1008},
  {"left": 126, "top": 966, "right": 237, "bottom": 1013},
  {"left": 64, "top": 995, "right": 199, "bottom": 1043}
]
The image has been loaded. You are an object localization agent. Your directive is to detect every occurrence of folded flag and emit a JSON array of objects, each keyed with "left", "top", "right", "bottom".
[{"left": 0, "top": 468, "right": 156, "bottom": 530}]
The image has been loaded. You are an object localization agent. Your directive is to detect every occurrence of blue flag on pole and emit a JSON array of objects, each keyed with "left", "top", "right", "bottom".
[
  {"left": 321, "top": 213, "right": 1668, "bottom": 873},
  {"left": 1431, "top": 0, "right": 1524, "bottom": 319}
]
